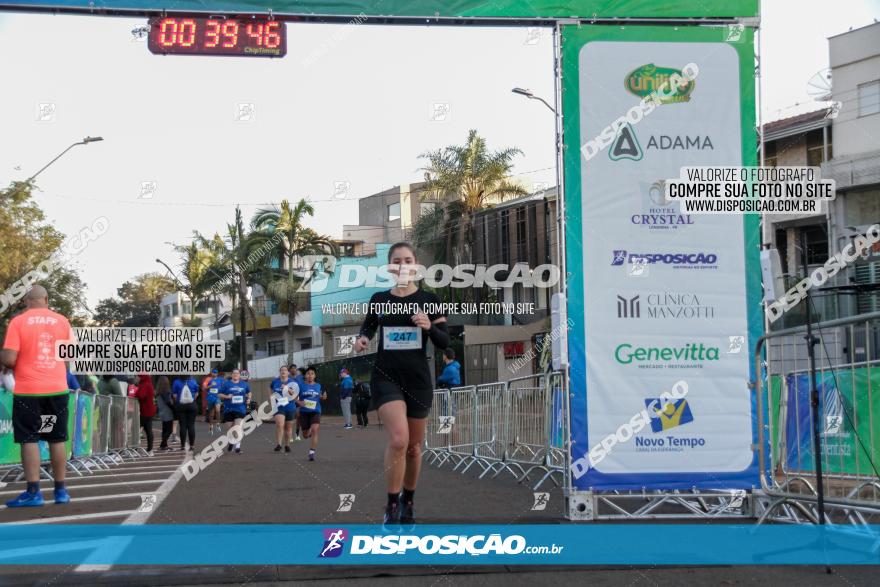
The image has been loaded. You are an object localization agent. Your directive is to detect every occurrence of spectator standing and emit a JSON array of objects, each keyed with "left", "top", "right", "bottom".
[
  {"left": 155, "top": 376, "right": 175, "bottom": 451},
  {"left": 437, "top": 348, "right": 462, "bottom": 389},
  {"left": 1, "top": 286, "right": 75, "bottom": 507},
  {"left": 354, "top": 380, "right": 372, "bottom": 427},
  {"left": 171, "top": 375, "right": 199, "bottom": 452},
  {"left": 339, "top": 368, "right": 354, "bottom": 430},
  {"left": 135, "top": 374, "right": 157, "bottom": 455}
]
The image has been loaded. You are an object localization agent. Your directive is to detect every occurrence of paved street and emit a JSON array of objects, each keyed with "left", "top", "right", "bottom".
[{"left": 0, "top": 416, "right": 875, "bottom": 586}]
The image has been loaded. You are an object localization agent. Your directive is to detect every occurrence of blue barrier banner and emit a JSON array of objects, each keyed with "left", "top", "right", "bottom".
[{"left": 0, "top": 525, "right": 877, "bottom": 565}]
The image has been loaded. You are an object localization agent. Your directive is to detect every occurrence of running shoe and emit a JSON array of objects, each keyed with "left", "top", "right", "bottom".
[
  {"left": 146, "top": 450, "right": 155, "bottom": 457},
  {"left": 54, "top": 488, "right": 71, "bottom": 504},
  {"left": 227, "top": 444, "right": 234, "bottom": 452},
  {"left": 284, "top": 446, "right": 291, "bottom": 453},
  {"left": 399, "top": 499, "right": 415, "bottom": 525},
  {"left": 382, "top": 502, "right": 400, "bottom": 528},
  {"left": 343, "top": 425, "right": 353, "bottom": 430},
  {"left": 235, "top": 447, "right": 242, "bottom": 454},
  {"left": 295, "top": 435, "right": 302, "bottom": 442},
  {"left": 308, "top": 450, "right": 315, "bottom": 461},
  {"left": 5, "top": 491, "right": 44, "bottom": 508},
  {"left": 274, "top": 445, "right": 282, "bottom": 452}
]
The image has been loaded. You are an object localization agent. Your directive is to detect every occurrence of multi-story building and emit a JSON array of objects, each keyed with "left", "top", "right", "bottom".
[
  {"left": 463, "top": 186, "right": 560, "bottom": 384},
  {"left": 762, "top": 22, "right": 880, "bottom": 372},
  {"left": 342, "top": 182, "right": 442, "bottom": 255}
]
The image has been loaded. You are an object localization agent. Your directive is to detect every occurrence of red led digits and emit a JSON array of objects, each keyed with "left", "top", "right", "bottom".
[
  {"left": 265, "top": 22, "right": 281, "bottom": 48},
  {"left": 222, "top": 22, "right": 239, "bottom": 48},
  {"left": 158, "top": 18, "right": 177, "bottom": 47},
  {"left": 148, "top": 17, "right": 285, "bottom": 56},
  {"left": 205, "top": 20, "right": 221, "bottom": 48},
  {"left": 178, "top": 19, "right": 197, "bottom": 47},
  {"left": 247, "top": 23, "right": 264, "bottom": 46}
]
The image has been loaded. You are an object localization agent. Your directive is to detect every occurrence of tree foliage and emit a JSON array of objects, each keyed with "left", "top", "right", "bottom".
[
  {"left": 0, "top": 182, "right": 89, "bottom": 334},
  {"left": 92, "top": 273, "right": 176, "bottom": 327}
]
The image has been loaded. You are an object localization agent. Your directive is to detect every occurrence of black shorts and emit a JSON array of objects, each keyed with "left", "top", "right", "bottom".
[
  {"left": 13, "top": 393, "right": 70, "bottom": 444},
  {"left": 371, "top": 378, "right": 432, "bottom": 419},
  {"left": 298, "top": 411, "right": 320, "bottom": 429},
  {"left": 223, "top": 410, "right": 245, "bottom": 423}
]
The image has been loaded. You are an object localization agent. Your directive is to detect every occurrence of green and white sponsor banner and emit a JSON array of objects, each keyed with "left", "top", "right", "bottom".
[
  {"left": 563, "top": 25, "right": 762, "bottom": 490},
  {"left": 0, "top": 1, "right": 758, "bottom": 19}
]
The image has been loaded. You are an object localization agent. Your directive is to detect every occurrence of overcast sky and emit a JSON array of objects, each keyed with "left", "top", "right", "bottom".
[{"left": 0, "top": 0, "right": 878, "bottom": 310}]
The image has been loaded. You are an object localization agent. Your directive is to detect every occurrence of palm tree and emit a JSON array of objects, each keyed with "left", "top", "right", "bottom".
[
  {"left": 171, "top": 237, "right": 220, "bottom": 324},
  {"left": 250, "top": 198, "right": 337, "bottom": 364},
  {"left": 415, "top": 129, "right": 527, "bottom": 268}
]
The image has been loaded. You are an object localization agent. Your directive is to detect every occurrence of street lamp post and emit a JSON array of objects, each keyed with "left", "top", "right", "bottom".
[
  {"left": 512, "top": 86, "right": 557, "bottom": 282},
  {"left": 27, "top": 136, "right": 104, "bottom": 183},
  {"left": 511, "top": 87, "right": 556, "bottom": 114}
]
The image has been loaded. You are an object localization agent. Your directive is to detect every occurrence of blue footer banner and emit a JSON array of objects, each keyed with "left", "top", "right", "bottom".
[{"left": 0, "top": 525, "right": 877, "bottom": 565}]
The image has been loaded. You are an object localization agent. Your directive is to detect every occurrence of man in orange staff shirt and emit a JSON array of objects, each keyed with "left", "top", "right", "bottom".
[{"left": 1, "top": 285, "right": 75, "bottom": 507}]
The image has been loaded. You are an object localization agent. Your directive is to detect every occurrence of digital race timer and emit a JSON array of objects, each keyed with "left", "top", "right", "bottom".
[{"left": 147, "top": 17, "right": 287, "bottom": 58}]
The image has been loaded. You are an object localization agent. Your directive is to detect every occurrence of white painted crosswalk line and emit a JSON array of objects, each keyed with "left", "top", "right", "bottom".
[{"left": 0, "top": 511, "right": 132, "bottom": 525}]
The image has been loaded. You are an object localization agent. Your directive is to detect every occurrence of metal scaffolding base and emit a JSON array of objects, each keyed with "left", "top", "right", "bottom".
[{"left": 566, "top": 489, "right": 754, "bottom": 521}]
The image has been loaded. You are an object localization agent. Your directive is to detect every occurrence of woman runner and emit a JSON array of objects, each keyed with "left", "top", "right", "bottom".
[
  {"left": 295, "top": 366, "right": 326, "bottom": 461},
  {"left": 218, "top": 369, "right": 250, "bottom": 454},
  {"left": 354, "top": 242, "right": 449, "bottom": 526},
  {"left": 270, "top": 366, "right": 299, "bottom": 452}
]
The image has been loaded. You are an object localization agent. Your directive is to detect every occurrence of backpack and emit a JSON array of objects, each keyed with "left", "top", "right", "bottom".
[
  {"left": 179, "top": 382, "right": 194, "bottom": 404},
  {"left": 355, "top": 382, "right": 371, "bottom": 400}
]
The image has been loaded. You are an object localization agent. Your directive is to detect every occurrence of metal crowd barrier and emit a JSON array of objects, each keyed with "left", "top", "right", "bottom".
[
  {"left": 424, "top": 371, "right": 567, "bottom": 491},
  {"left": 0, "top": 389, "right": 149, "bottom": 483},
  {"left": 755, "top": 312, "right": 880, "bottom": 525}
]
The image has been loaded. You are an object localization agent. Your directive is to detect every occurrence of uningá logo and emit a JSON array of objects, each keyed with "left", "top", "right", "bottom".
[
  {"left": 645, "top": 397, "right": 694, "bottom": 432},
  {"left": 319, "top": 528, "right": 348, "bottom": 558},
  {"left": 625, "top": 63, "right": 695, "bottom": 104}
]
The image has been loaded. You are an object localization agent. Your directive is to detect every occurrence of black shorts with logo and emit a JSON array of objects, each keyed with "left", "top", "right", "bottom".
[{"left": 13, "top": 393, "right": 70, "bottom": 444}]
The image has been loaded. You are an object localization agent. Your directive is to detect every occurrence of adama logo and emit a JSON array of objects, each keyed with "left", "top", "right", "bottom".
[{"left": 319, "top": 528, "right": 347, "bottom": 558}]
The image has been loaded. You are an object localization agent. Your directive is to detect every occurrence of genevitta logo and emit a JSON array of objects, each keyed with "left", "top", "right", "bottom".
[
  {"left": 319, "top": 528, "right": 348, "bottom": 558},
  {"left": 615, "top": 342, "right": 720, "bottom": 369},
  {"left": 610, "top": 250, "right": 718, "bottom": 270},
  {"left": 617, "top": 292, "right": 715, "bottom": 320}
]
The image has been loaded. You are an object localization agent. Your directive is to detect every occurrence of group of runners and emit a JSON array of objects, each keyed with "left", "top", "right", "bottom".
[
  {"left": 200, "top": 364, "right": 326, "bottom": 460},
  {"left": 266, "top": 364, "right": 327, "bottom": 461},
  {"left": 3, "top": 242, "right": 450, "bottom": 526}
]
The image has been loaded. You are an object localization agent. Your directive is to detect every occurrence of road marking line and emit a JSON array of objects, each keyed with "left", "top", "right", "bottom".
[
  {"left": 0, "top": 510, "right": 131, "bottom": 525},
  {"left": 0, "top": 492, "right": 145, "bottom": 510},
  {"left": 0, "top": 479, "right": 164, "bottom": 496},
  {"left": 75, "top": 461, "right": 185, "bottom": 571}
]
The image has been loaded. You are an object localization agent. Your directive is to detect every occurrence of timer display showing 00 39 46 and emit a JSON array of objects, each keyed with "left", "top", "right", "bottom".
[{"left": 147, "top": 18, "right": 287, "bottom": 57}]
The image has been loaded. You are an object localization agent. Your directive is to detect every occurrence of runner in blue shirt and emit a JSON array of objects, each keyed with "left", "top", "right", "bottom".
[
  {"left": 205, "top": 369, "right": 225, "bottom": 435},
  {"left": 295, "top": 366, "right": 327, "bottom": 461},
  {"left": 218, "top": 369, "right": 250, "bottom": 454},
  {"left": 270, "top": 366, "right": 299, "bottom": 453}
]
